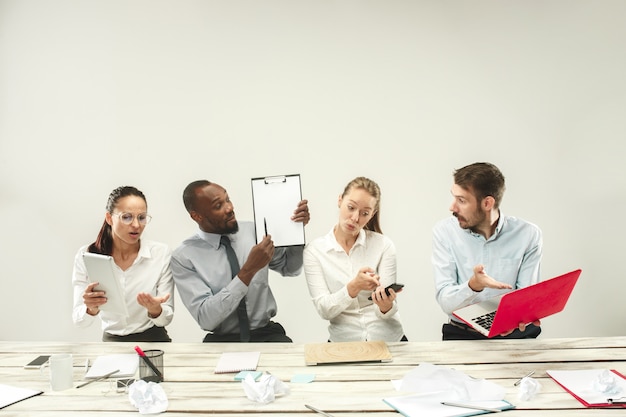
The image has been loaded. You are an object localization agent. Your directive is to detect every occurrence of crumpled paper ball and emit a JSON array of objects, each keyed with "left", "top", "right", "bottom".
[
  {"left": 593, "top": 369, "right": 622, "bottom": 396},
  {"left": 517, "top": 377, "right": 542, "bottom": 401},
  {"left": 241, "top": 372, "right": 290, "bottom": 404},
  {"left": 128, "top": 379, "right": 168, "bottom": 414}
]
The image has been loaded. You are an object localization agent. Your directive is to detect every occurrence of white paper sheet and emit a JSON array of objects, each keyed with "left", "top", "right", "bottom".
[
  {"left": 251, "top": 174, "right": 305, "bottom": 247},
  {"left": 85, "top": 354, "right": 138, "bottom": 378},
  {"left": 215, "top": 351, "right": 260, "bottom": 374},
  {"left": 0, "top": 384, "right": 42, "bottom": 409},
  {"left": 547, "top": 369, "right": 626, "bottom": 406}
]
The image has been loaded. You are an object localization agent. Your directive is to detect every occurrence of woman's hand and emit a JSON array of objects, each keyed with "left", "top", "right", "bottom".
[
  {"left": 347, "top": 267, "right": 380, "bottom": 297},
  {"left": 83, "top": 282, "right": 107, "bottom": 315},
  {"left": 370, "top": 285, "right": 399, "bottom": 314},
  {"left": 137, "top": 292, "right": 171, "bottom": 318}
]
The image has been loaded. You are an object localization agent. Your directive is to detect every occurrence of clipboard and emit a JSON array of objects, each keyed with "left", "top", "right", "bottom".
[
  {"left": 547, "top": 369, "right": 626, "bottom": 408},
  {"left": 251, "top": 174, "right": 305, "bottom": 247}
]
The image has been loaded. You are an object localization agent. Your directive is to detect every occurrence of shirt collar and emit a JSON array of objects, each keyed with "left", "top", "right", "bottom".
[
  {"left": 461, "top": 211, "right": 505, "bottom": 241},
  {"left": 136, "top": 240, "right": 151, "bottom": 259},
  {"left": 493, "top": 212, "right": 505, "bottom": 236},
  {"left": 196, "top": 229, "right": 224, "bottom": 249},
  {"left": 325, "top": 227, "right": 367, "bottom": 252}
]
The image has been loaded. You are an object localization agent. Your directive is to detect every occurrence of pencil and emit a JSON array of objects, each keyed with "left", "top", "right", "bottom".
[
  {"left": 76, "top": 368, "right": 120, "bottom": 389},
  {"left": 305, "top": 404, "right": 336, "bottom": 417},
  {"left": 441, "top": 401, "right": 503, "bottom": 413},
  {"left": 514, "top": 370, "right": 535, "bottom": 386}
]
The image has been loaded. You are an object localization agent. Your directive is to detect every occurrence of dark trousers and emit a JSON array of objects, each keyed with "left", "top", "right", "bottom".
[
  {"left": 442, "top": 321, "right": 541, "bottom": 341},
  {"left": 203, "top": 321, "right": 292, "bottom": 343},
  {"left": 103, "top": 326, "right": 171, "bottom": 342}
]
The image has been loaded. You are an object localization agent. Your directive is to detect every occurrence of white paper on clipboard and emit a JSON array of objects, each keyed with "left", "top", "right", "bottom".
[
  {"left": 251, "top": 174, "right": 305, "bottom": 247},
  {"left": 82, "top": 252, "right": 129, "bottom": 317}
]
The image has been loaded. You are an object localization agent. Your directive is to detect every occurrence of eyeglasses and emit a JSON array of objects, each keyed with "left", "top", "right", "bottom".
[{"left": 111, "top": 212, "right": 152, "bottom": 225}]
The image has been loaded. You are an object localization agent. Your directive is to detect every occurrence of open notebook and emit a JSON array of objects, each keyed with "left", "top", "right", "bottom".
[
  {"left": 0, "top": 384, "right": 43, "bottom": 410},
  {"left": 383, "top": 394, "right": 515, "bottom": 417},
  {"left": 85, "top": 354, "right": 138, "bottom": 378},
  {"left": 383, "top": 394, "right": 514, "bottom": 417}
]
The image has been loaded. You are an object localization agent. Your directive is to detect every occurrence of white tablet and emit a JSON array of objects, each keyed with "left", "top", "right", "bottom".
[{"left": 82, "top": 252, "right": 128, "bottom": 317}]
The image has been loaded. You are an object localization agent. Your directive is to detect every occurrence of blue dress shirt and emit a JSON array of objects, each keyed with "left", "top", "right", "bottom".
[{"left": 432, "top": 213, "right": 542, "bottom": 320}]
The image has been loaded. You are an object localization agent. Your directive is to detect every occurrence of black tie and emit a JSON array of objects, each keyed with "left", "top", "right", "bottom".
[{"left": 220, "top": 235, "right": 251, "bottom": 342}]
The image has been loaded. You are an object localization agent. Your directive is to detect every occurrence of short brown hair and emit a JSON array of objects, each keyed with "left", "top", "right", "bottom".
[{"left": 454, "top": 162, "right": 505, "bottom": 208}]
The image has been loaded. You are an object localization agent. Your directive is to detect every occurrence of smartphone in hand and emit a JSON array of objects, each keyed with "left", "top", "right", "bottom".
[{"left": 368, "top": 283, "right": 404, "bottom": 300}]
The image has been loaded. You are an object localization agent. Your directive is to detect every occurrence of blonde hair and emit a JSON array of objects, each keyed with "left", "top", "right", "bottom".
[{"left": 341, "top": 176, "right": 382, "bottom": 234}]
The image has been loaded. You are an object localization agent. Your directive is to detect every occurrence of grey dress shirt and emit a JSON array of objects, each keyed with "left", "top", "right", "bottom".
[{"left": 171, "top": 221, "right": 303, "bottom": 335}]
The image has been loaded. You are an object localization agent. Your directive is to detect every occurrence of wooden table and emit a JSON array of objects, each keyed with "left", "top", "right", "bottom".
[{"left": 1, "top": 337, "right": 625, "bottom": 416}]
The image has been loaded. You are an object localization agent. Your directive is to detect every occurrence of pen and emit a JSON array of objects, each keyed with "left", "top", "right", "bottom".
[
  {"left": 264, "top": 217, "right": 268, "bottom": 236},
  {"left": 76, "top": 368, "right": 120, "bottom": 389},
  {"left": 134, "top": 345, "right": 163, "bottom": 382},
  {"left": 441, "top": 401, "right": 503, "bottom": 413},
  {"left": 305, "top": 404, "right": 336, "bottom": 417},
  {"left": 514, "top": 370, "right": 535, "bottom": 386}
]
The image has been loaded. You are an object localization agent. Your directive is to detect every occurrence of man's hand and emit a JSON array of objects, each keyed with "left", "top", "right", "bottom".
[
  {"left": 468, "top": 264, "right": 513, "bottom": 292},
  {"left": 499, "top": 319, "right": 542, "bottom": 337},
  {"left": 291, "top": 199, "right": 310, "bottom": 225},
  {"left": 238, "top": 235, "right": 275, "bottom": 285}
]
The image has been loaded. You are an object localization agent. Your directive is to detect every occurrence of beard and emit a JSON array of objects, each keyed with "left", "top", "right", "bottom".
[
  {"left": 453, "top": 209, "right": 485, "bottom": 230},
  {"left": 223, "top": 220, "right": 239, "bottom": 235}
]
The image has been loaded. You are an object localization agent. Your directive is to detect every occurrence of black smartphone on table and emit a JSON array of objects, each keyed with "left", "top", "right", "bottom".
[
  {"left": 24, "top": 355, "right": 50, "bottom": 369},
  {"left": 368, "top": 283, "right": 404, "bottom": 300}
]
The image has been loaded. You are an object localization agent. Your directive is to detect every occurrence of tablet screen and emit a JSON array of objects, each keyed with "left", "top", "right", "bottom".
[{"left": 82, "top": 252, "right": 128, "bottom": 317}]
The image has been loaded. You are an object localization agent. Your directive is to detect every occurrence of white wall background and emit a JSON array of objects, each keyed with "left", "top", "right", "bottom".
[{"left": 1, "top": 0, "right": 624, "bottom": 343}]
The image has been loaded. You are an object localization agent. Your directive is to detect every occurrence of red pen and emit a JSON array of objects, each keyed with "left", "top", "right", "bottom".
[{"left": 134, "top": 346, "right": 163, "bottom": 382}]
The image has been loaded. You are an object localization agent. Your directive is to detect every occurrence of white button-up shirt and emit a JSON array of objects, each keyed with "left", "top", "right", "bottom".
[
  {"left": 72, "top": 240, "right": 174, "bottom": 335},
  {"left": 304, "top": 228, "right": 405, "bottom": 342}
]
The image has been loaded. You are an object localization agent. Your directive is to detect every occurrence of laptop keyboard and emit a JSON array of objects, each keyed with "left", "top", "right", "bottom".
[{"left": 472, "top": 311, "right": 496, "bottom": 330}]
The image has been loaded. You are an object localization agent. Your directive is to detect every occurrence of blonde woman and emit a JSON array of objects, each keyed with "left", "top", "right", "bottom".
[{"left": 304, "top": 177, "right": 406, "bottom": 342}]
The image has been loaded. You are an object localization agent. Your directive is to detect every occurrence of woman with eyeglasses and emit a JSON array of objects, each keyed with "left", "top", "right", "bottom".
[{"left": 72, "top": 186, "right": 174, "bottom": 342}]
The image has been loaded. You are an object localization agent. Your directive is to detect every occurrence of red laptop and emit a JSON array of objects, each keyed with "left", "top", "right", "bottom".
[{"left": 453, "top": 269, "right": 581, "bottom": 338}]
